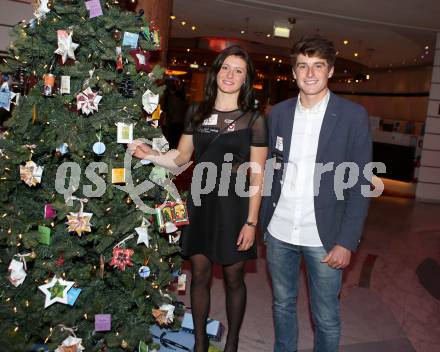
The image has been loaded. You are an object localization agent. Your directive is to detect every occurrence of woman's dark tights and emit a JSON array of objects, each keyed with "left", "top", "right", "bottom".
[{"left": 190, "top": 254, "right": 246, "bottom": 352}]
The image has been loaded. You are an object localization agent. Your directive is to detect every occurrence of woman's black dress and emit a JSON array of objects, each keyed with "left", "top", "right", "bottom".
[{"left": 180, "top": 108, "right": 267, "bottom": 265}]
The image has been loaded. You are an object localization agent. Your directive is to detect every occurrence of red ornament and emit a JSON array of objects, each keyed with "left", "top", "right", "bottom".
[
  {"left": 129, "top": 48, "right": 151, "bottom": 72},
  {"left": 55, "top": 256, "right": 64, "bottom": 267},
  {"left": 110, "top": 247, "right": 134, "bottom": 271}
]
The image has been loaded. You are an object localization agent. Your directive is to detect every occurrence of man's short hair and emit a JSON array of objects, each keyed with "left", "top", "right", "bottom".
[{"left": 290, "top": 35, "right": 336, "bottom": 68}]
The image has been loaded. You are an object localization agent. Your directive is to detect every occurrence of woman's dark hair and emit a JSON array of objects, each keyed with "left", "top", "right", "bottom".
[
  {"left": 290, "top": 35, "right": 336, "bottom": 68},
  {"left": 193, "top": 45, "right": 256, "bottom": 126}
]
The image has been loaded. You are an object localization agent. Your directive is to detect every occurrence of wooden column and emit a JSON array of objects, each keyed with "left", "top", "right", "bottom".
[{"left": 136, "top": 0, "right": 173, "bottom": 65}]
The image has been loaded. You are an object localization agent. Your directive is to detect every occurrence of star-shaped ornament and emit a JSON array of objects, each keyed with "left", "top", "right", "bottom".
[
  {"left": 20, "top": 160, "right": 44, "bottom": 187},
  {"left": 76, "top": 87, "right": 102, "bottom": 115},
  {"left": 66, "top": 212, "right": 93, "bottom": 236},
  {"left": 54, "top": 30, "right": 79, "bottom": 64},
  {"left": 33, "top": 0, "right": 51, "bottom": 19},
  {"left": 38, "top": 276, "right": 74, "bottom": 308},
  {"left": 110, "top": 247, "right": 134, "bottom": 271},
  {"left": 0, "top": 82, "right": 17, "bottom": 112},
  {"left": 135, "top": 218, "right": 150, "bottom": 246}
]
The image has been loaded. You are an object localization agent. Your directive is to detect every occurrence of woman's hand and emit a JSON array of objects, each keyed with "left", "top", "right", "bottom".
[
  {"left": 127, "top": 139, "right": 154, "bottom": 159},
  {"left": 236, "top": 224, "right": 256, "bottom": 251}
]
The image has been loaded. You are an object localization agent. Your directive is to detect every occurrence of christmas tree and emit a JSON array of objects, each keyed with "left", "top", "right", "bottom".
[{"left": 0, "top": 0, "right": 184, "bottom": 350}]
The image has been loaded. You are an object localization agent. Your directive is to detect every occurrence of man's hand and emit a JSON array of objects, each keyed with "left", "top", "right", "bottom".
[{"left": 321, "top": 245, "right": 351, "bottom": 269}]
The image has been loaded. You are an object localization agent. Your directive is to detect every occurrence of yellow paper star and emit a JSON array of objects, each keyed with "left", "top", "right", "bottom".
[{"left": 66, "top": 212, "right": 92, "bottom": 236}]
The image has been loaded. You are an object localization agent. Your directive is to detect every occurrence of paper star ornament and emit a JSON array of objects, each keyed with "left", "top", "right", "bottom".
[
  {"left": 38, "top": 276, "right": 74, "bottom": 308},
  {"left": 33, "top": 0, "right": 51, "bottom": 19},
  {"left": 0, "top": 82, "right": 17, "bottom": 111},
  {"left": 20, "top": 161, "right": 44, "bottom": 187},
  {"left": 135, "top": 218, "right": 150, "bottom": 246},
  {"left": 66, "top": 212, "right": 93, "bottom": 236},
  {"left": 152, "top": 304, "right": 175, "bottom": 326},
  {"left": 55, "top": 336, "right": 85, "bottom": 352},
  {"left": 110, "top": 247, "right": 134, "bottom": 271},
  {"left": 54, "top": 30, "right": 79, "bottom": 64},
  {"left": 76, "top": 87, "right": 102, "bottom": 115}
]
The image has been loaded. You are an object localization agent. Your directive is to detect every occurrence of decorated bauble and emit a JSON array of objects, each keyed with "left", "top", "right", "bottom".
[
  {"left": 119, "top": 77, "right": 135, "bottom": 98},
  {"left": 112, "top": 29, "right": 122, "bottom": 41}
]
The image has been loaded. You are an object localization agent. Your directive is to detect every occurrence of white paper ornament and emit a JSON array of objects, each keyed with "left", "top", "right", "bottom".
[
  {"left": 34, "top": 0, "right": 51, "bottom": 19},
  {"left": 54, "top": 30, "right": 79, "bottom": 64},
  {"left": 38, "top": 276, "right": 75, "bottom": 308},
  {"left": 55, "top": 336, "right": 85, "bottom": 352},
  {"left": 8, "top": 259, "right": 27, "bottom": 287},
  {"left": 142, "top": 89, "right": 159, "bottom": 114}
]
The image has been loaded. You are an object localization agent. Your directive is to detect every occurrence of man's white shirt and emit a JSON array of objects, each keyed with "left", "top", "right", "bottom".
[{"left": 268, "top": 91, "right": 330, "bottom": 246}]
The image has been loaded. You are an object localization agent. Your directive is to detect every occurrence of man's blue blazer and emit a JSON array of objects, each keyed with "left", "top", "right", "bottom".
[{"left": 259, "top": 92, "right": 373, "bottom": 252}]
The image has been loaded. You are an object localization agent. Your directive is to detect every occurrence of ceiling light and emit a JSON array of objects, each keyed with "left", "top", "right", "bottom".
[
  {"left": 266, "top": 34, "right": 271, "bottom": 38},
  {"left": 186, "top": 48, "right": 190, "bottom": 52},
  {"left": 181, "top": 21, "right": 186, "bottom": 26},
  {"left": 191, "top": 26, "right": 197, "bottom": 31},
  {"left": 278, "top": 59, "right": 282, "bottom": 63},
  {"left": 273, "top": 21, "right": 292, "bottom": 38},
  {"left": 366, "top": 74, "right": 370, "bottom": 80},
  {"left": 240, "top": 30, "right": 245, "bottom": 34},
  {"left": 170, "top": 15, "right": 176, "bottom": 20},
  {"left": 343, "top": 40, "right": 349, "bottom": 45},
  {"left": 354, "top": 52, "right": 359, "bottom": 57},
  {"left": 425, "top": 45, "right": 429, "bottom": 50},
  {"left": 272, "top": 57, "right": 276, "bottom": 61},
  {"left": 265, "top": 55, "right": 269, "bottom": 59}
]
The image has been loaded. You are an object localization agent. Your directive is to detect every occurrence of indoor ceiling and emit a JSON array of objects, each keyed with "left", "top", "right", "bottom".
[{"left": 170, "top": 0, "right": 439, "bottom": 69}]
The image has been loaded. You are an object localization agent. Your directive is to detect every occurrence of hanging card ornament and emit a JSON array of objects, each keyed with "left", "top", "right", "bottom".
[
  {"left": 38, "top": 225, "right": 51, "bottom": 245},
  {"left": 38, "top": 276, "right": 75, "bottom": 308},
  {"left": 143, "top": 23, "right": 160, "bottom": 50},
  {"left": 60, "top": 76, "right": 70, "bottom": 94},
  {"left": 20, "top": 160, "right": 44, "bottom": 187},
  {"left": 8, "top": 258, "right": 27, "bottom": 287},
  {"left": 95, "top": 314, "right": 112, "bottom": 332},
  {"left": 111, "top": 168, "right": 126, "bottom": 184},
  {"left": 67, "top": 287, "right": 81, "bottom": 306},
  {"left": 33, "top": 0, "right": 51, "bottom": 19},
  {"left": 122, "top": 31, "right": 139, "bottom": 48},
  {"left": 85, "top": 0, "right": 103, "bottom": 19},
  {"left": 54, "top": 30, "right": 79, "bottom": 64},
  {"left": 43, "top": 73, "right": 55, "bottom": 96},
  {"left": 129, "top": 48, "right": 151, "bottom": 72},
  {"left": 110, "top": 247, "right": 134, "bottom": 271},
  {"left": 76, "top": 87, "right": 102, "bottom": 115},
  {"left": 44, "top": 204, "right": 56, "bottom": 219},
  {"left": 66, "top": 197, "right": 92, "bottom": 236},
  {"left": 142, "top": 89, "right": 159, "bottom": 114},
  {"left": 0, "top": 82, "right": 17, "bottom": 111},
  {"left": 116, "top": 122, "right": 133, "bottom": 143},
  {"left": 55, "top": 336, "right": 85, "bottom": 352}
]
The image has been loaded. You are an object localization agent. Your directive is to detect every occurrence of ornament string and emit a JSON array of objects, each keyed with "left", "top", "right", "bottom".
[
  {"left": 113, "top": 234, "right": 135, "bottom": 249},
  {"left": 44, "top": 324, "right": 78, "bottom": 343},
  {"left": 13, "top": 252, "right": 32, "bottom": 271}
]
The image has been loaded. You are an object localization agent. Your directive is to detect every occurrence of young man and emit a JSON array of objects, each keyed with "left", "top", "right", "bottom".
[{"left": 259, "top": 35, "right": 372, "bottom": 352}]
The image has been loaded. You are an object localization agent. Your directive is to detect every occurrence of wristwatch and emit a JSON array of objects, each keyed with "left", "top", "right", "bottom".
[{"left": 246, "top": 221, "right": 257, "bottom": 228}]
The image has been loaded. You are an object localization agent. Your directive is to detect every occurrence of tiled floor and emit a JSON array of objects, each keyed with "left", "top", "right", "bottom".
[{"left": 180, "top": 196, "right": 440, "bottom": 351}]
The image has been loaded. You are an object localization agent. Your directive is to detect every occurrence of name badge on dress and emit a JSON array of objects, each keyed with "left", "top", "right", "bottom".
[{"left": 202, "top": 114, "right": 218, "bottom": 126}]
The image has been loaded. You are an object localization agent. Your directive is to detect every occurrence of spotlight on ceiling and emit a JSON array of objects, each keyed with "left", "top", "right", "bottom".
[{"left": 273, "top": 18, "right": 295, "bottom": 39}]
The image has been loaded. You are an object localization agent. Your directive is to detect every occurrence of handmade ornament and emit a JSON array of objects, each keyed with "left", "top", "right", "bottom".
[
  {"left": 60, "top": 76, "right": 70, "bottom": 94},
  {"left": 20, "top": 160, "right": 44, "bottom": 187},
  {"left": 118, "top": 77, "right": 135, "bottom": 98},
  {"left": 111, "top": 168, "right": 126, "bottom": 184},
  {"left": 55, "top": 336, "right": 85, "bottom": 352},
  {"left": 110, "top": 247, "right": 134, "bottom": 271},
  {"left": 152, "top": 136, "right": 169, "bottom": 153},
  {"left": 177, "top": 273, "right": 187, "bottom": 293},
  {"left": 42, "top": 73, "right": 55, "bottom": 96},
  {"left": 115, "top": 46, "right": 123, "bottom": 71},
  {"left": 165, "top": 222, "right": 178, "bottom": 234},
  {"left": 143, "top": 23, "right": 160, "bottom": 49},
  {"left": 138, "top": 265, "right": 151, "bottom": 278},
  {"left": 76, "top": 87, "right": 102, "bottom": 115},
  {"left": 44, "top": 204, "right": 56, "bottom": 219},
  {"left": 54, "top": 30, "right": 79, "bottom": 64},
  {"left": 129, "top": 48, "right": 151, "bottom": 72},
  {"left": 38, "top": 276, "right": 74, "bottom": 308},
  {"left": 135, "top": 218, "right": 150, "bottom": 246},
  {"left": 150, "top": 104, "right": 162, "bottom": 122},
  {"left": 152, "top": 304, "right": 175, "bottom": 326},
  {"left": 116, "top": 122, "right": 133, "bottom": 143},
  {"left": 66, "top": 197, "right": 92, "bottom": 236},
  {"left": 33, "top": 0, "right": 51, "bottom": 18},
  {"left": 67, "top": 287, "right": 81, "bottom": 306},
  {"left": 38, "top": 225, "right": 51, "bottom": 245},
  {"left": 93, "top": 128, "right": 106, "bottom": 155},
  {"left": 8, "top": 258, "right": 27, "bottom": 287},
  {"left": 14, "top": 66, "right": 27, "bottom": 90},
  {"left": 154, "top": 201, "right": 189, "bottom": 232},
  {"left": 142, "top": 89, "right": 159, "bottom": 114},
  {"left": 85, "top": 0, "right": 102, "bottom": 19},
  {"left": 122, "top": 31, "right": 139, "bottom": 48},
  {"left": 0, "top": 82, "right": 17, "bottom": 111},
  {"left": 95, "top": 314, "right": 111, "bottom": 331}
]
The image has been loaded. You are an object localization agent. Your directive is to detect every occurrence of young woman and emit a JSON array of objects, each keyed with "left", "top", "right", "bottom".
[{"left": 128, "top": 45, "right": 267, "bottom": 352}]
